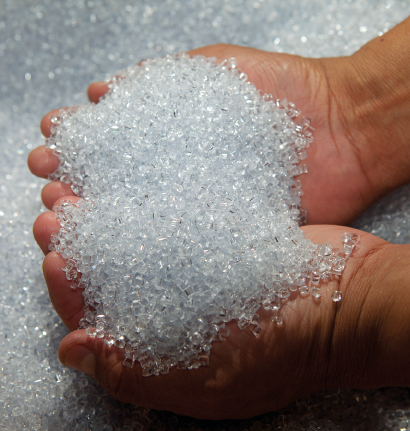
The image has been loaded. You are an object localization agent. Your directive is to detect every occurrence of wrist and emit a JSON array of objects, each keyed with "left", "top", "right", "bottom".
[
  {"left": 337, "top": 18, "right": 410, "bottom": 196},
  {"left": 328, "top": 242, "right": 410, "bottom": 390},
  {"left": 367, "top": 244, "right": 410, "bottom": 387}
]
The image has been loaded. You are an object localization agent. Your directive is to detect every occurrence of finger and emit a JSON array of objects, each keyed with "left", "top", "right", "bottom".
[
  {"left": 38, "top": 195, "right": 85, "bottom": 331},
  {"left": 33, "top": 211, "right": 62, "bottom": 255},
  {"left": 41, "top": 181, "right": 75, "bottom": 210},
  {"left": 58, "top": 312, "right": 293, "bottom": 420},
  {"left": 40, "top": 107, "right": 70, "bottom": 138},
  {"left": 59, "top": 329, "right": 137, "bottom": 394},
  {"left": 43, "top": 251, "right": 85, "bottom": 331},
  {"left": 87, "top": 81, "right": 110, "bottom": 104},
  {"left": 27, "top": 145, "right": 60, "bottom": 179},
  {"left": 33, "top": 195, "right": 81, "bottom": 254},
  {"left": 43, "top": 80, "right": 110, "bottom": 137},
  {"left": 58, "top": 329, "right": 229, "bottom": 417}
]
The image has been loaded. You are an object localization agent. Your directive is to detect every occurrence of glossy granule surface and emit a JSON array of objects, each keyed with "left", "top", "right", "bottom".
[
  {"left": 47, "top": 53, "right": 355, "bottom": 373},
  {"left": 1, "top": 0, "right": 410, "bottom": 429}
]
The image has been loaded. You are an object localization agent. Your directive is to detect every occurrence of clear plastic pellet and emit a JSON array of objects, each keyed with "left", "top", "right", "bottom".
[{"left": 331, "top": 291, "right": 342, "bottom": 302}]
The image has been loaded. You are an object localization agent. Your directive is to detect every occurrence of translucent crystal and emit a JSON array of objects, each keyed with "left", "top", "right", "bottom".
[
  {"left": 341, "top": 232, "right": 352, "bottom": 243},
  {"left": 86, "top": 327, "right": 97, "bottom": 337},
  {"left": 123, "top": 358, "right": 134, "bottom": 369},
  {"left": 331, "top": 291, "right": 342, "bottom": 302},
  {"left": 65, "top": 268, "right": 77, "bottom": 281},
  {"left": 251, "top": 325, "right": 262, "bottom": 336},
  {"left": 238, "top": 320, "right": 251, "bottom": 331},
  {"left": 115, "top": 336, "right": 126, "bottom": 349},
  {"left": 351, "top": 233, "right": 361, "bottom": 243},
  {"left": 311, "top": 287, "right": 321, "bottom": 299},
  {"left": 227, "top": 57, "right": 237, "bottom": 69},
  {"left": 273, "top": 314, "right": 284, "bottom": 325},
  {"left": 104, "top": 336, "right": 115, "bottom": 347},
  {"left": 198, "top": 355, "right": 209, "bottom": 367},
  {"left": 299, "top": 286, "right": 310, "bottom": 296},
  {"left": 344, "top": 240, "right": 355, "bottom": 255}
]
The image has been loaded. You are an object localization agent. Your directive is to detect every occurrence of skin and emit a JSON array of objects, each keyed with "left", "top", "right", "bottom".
[{"left": 28, "top": 17, "right": 410, "bottom": 420}]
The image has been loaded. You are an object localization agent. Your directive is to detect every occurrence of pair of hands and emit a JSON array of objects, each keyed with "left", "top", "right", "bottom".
[{"left": 28, "top": 17, "right": 410, "bottom": 420}]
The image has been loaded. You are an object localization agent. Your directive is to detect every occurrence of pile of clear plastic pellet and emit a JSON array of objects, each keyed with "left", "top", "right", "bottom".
[
  {"left": 47, "top": 54, "right": 356, "bottom": 374},
  {"left": 2, "top": 0, "right": 410, "bottom": 429}
]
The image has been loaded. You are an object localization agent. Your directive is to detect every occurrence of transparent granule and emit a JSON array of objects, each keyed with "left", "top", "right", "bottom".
[{"left": 331, "top": 291, "right": 342, "bottom": 302}]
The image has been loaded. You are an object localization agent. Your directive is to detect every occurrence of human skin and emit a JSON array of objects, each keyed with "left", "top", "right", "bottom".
[{"left": 28, "top": 17, "right": 410, "bottom": 419}]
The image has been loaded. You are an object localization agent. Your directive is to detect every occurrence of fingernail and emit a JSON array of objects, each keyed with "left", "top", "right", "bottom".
[{"left": 64, "top": 345, "right": 96, "bottom": 376}]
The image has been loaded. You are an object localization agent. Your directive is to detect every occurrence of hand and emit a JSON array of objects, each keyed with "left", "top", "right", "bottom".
[
  {"left": 32, "top": 208, "right": 410, "bottom": 419},
  {"left": 29, "top": 18, "right": 410, "bottom": 225},
  {"left": 28, "top": 51, "right": 372, "bottom": 226}
]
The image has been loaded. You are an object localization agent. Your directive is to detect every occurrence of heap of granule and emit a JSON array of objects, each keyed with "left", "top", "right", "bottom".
[{"left": 46, "top": 54, "right": 356, "bottom": 375}]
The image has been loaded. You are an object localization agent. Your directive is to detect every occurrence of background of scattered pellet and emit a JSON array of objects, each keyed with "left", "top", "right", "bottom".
[{"left": 1, "top": 1, "right": 410, "bottom": 429}]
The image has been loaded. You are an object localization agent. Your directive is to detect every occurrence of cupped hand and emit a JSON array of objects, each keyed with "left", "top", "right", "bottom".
[
  {"left": 33, "top": 205, "right": 410, "bottom": 419},
  {"left": 28, "top": 42, "right": 410, "bottom": 226}
]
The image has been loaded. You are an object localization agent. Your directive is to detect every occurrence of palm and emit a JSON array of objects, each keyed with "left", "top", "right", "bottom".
[
  {"left": 30, "top": 45, "right": 379, "bottom": 225},
  {"left": 33, "top": 211, "right": 387, "bottom": 418},
  {"left": 192, "top": 45, "right": 374, "bottom": 226},
  {"left": 265, "top": 55, "right": 369, "bottom": 226}
]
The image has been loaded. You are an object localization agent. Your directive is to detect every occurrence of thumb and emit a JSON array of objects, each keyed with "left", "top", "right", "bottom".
[
  {"left": 58, "top": 328, "right": 236, "bottom": 419},
  {"left": 59, "top": 330, "right": 99, "bottom": 377},
  {"left": 59, "top": 329, "right": 139, "bottom": 404}
]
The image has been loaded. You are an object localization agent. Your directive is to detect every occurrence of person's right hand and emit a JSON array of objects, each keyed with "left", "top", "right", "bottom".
[
  {"left": 31, "top": 206, "right": 410, "bottom": 419},
  {"left": 29, "top": 17, "right": 410, "bottom": 226}
]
